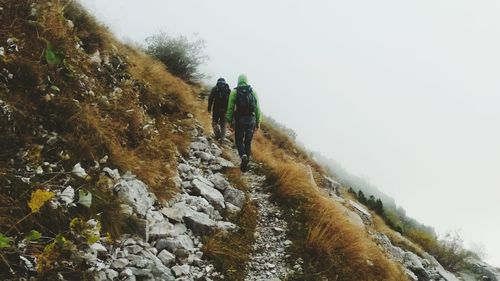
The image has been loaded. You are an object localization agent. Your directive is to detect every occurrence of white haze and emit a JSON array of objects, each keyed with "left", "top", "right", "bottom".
[{"left": 79, "top": 0, "right": 500, "bottom": 266}]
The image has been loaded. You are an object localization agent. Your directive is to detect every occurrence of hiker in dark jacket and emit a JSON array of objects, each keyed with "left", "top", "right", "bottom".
[
  {"left": 208, "top": 78, "right": 231, "bottom": 140},
  {"left": 226, "top": 74, "right": 262, "bottom": 172}
]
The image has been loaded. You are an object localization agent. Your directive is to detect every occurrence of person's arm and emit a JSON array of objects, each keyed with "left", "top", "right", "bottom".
[
  {"left": 226, "top": 89, "right": 237, "bottom": 123},
  {"left": 208, "top": 88, "right": 215, "bottom": 112},
  {"left": 253, "top": 91, "right": 262, "bottom": 126}
]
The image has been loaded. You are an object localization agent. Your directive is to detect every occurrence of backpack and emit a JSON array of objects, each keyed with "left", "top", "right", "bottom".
[
  {"left": 211, "top": 84, "right": 230, "bottom": 111},
  {"left": 235, "top": 85, "right": 256, "bottom": 117},
  {"left": 216, "top": 83, "right": 229, "bottom": 100}
]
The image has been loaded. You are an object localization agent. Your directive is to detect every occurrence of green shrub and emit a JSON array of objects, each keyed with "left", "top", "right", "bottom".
[
  {"left": 145, "top": 32, "right": 207, "bottom": 83},
  {"left": 434, "top": 232, "right": 473, "bottom": 271},
  {"left": 407, "top": 229, "right": 472, "bottom": 271}
]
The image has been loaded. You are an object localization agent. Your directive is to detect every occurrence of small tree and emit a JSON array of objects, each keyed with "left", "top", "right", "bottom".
[
  {"left": 374, "top": 199, "right": 384, "bottom": 216},
  {"left": 357, "top": 190, "right": 367, "bottom": 204},
  {"left": 436, "top": 231, "right": 473, "bottom": 271},
  {"left": 145, "top": 32, "right": 207, "bottom": 83},
  {"left": 347, "top": 187, "right": 356, "bottom": 195}
]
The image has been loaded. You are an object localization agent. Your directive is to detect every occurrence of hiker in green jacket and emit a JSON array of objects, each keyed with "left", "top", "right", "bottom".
[{"left": 226, "top": 74, "right": 262, "bottom": 172}]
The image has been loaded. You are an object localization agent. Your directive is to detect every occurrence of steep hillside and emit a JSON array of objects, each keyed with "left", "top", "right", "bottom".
[{"left": 1, "top": 1, "right": 498, "bottom": 281}]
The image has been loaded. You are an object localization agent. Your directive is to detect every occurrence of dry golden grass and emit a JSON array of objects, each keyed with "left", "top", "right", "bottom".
[
  {"left": 373, "top": 215, "right": 425, "bottom": 257},
  {"left": 1, "top": 0, "right": 200, "bottom": 242},
  {"left": 252, "top": 125, "right": 409, "bottom": 281},
  {"left": 203, "top": 200, "right": 258, "bottom": 281},
  {"left": 223, "top": 168, "right": 248, "bottom": 191}
]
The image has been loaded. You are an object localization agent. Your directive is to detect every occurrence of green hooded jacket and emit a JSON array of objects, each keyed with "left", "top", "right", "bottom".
[{"left": 226, "top": 74, "right": 262, "bottom": 124}]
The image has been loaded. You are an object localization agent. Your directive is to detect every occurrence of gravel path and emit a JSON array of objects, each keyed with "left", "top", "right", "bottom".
[{"left": 243, "top": 165, "right": 299, "bottom": 281}]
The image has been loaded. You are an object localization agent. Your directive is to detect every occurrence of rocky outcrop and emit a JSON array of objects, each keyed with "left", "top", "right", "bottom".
[
  {"left": 459, "top": 258, "right": 500, "bottom": 281},
  {"left": 324, "top": 175, "right": 341, "bottom": 196},
  {"left": 224, "top": 187, "right": 246, "bottom": 209},
  {"left": 374, "top": 233, "right": 460, "bottom": 281},
  {"left": 191, "top": 176, "right": 225, "bottom": 209},
  {"left": 114, "top": 172, "right": 156, "bottom": 217}
]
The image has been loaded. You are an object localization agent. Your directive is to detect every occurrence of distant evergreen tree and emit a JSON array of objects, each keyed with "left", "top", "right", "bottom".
[
  {"left": 347, "top": 187, "right": 356, "bottom": 195},
  {"left": 374, "top": 199, "right": 384, "bottom": 216},
  {"left": 367, "top": 195, "right": 376, "bottom": 209},
  {"left": 357, "top": 190, "right": 367, "bottom": 204}
]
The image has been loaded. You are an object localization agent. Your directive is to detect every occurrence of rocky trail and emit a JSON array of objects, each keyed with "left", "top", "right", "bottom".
[
  {"left": 242, "top": 168, "right": 296, "bottom": 281},
  {"left": 79, "top": 119, "right": 306, "bottom": 281}
]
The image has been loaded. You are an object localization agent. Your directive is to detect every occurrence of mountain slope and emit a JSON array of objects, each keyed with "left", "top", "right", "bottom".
[{"left": 1, "top": 1, "right": 498, "bottom": 281}]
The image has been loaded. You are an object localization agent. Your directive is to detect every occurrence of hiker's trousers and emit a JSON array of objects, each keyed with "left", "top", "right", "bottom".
[
  {"left": 212, "top": 110, "right": 226, "bottom": 139},
  {"left": 234, "top": 116, "right": 256, "bottom": 158}
]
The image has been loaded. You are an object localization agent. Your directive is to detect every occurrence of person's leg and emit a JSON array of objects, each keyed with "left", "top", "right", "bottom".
[
  {"left": 212, "top": 112, "right": 220, "bottom": 138},
  {"left": 219, "top": 114, "right": 227, "bottom": 140},
  {"left": 244, "top": 122, "right": 256, "bottom": 158},
  {"left": 234, "top": 121, "right": 245, "bottom": 157},
  {"left": 239, "top": 122, "right": 254, "bottom": 172}
]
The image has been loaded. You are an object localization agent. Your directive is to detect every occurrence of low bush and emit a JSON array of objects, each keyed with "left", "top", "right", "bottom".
[{"left": 145, "top": 32, "right": 207, "bottom": 84}]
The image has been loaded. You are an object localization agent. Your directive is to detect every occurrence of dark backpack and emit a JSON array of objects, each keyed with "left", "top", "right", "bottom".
[
  {"left": 235, "top": 85, "right": 256, "bottom": 117},
  {"left": 212, "top": 84, "right": 230, "bottom": 111},
  {"left": 217, "top": 84, "right": 229, "bottom": 100}
]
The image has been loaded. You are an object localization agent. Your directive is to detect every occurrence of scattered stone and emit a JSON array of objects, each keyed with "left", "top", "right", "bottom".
[
  {"left": 103, "top": 167, "right": 120, "bottom": 180},
  {"left": 224, "top": 187, "right": 245, "bottom": 209},
  {"left": 172, "top": 265, "right": 184, "bottom": 277},
  {"left": 161, "top": 205, "right": 187, "bottom": 222},
  {"left": 90, "top": 242, "right": 107, "bottom": 253},
  {"left": 225, "top": 202, "right": 242, "bottom": 214},
  {"left": 58, "top": 186, "right": 75, "bottom": 205},
  {"left": 106, "top": 269, "right": 118, "bottom": 280},
  {"left": 72, "top": 163, "right": 88, "bottom": 178},
  {"left": 178, "top": 163, "right": 192, "bottom": 174},
  {"left": 190, "top": 142, "right": 209, "bottom": 151},
  {"left": 184, "top": 211, "right": 216, "bottom": 235},
  {"left": 111, "top": 258, "right": 129, "bottom": 270},
  {"left": 191, "top": 177, "right": 225, "bottom": 209},
  {"left": 158, "top": 249, "right": 176, "bottom": 266},
  {"left": 149, "top": 221, "right": 174, "bottom": 240},
  {"left": 210, "top": 143, "right": 223, "bottom": 157},
  {"left": 156, "top": 235, "right": 194, "bottom": 253},
  {"left": 115, "top": 173, "right": 156, "bottom": 216},
  {"left": 404, "top": 252, "right": 430, "bottom": 280},
  {"left": 217, "top": 221, "right": 239, "bottom": 232},
  {"left": 216, "top": 157, "right": 235, "bottom": 168},
  {"left": 124, "top": 245, "right": 143, "bottom": 255},
  {"left": 172, "top": 223, "right": 187, "bottom": 236},
  {"left": 89, "top": 50, "right": 102, "bottom": 65},
  {"left": 194, "top": 151, "right": 214, "bottom": 161},
  {"left": 94, "top": 270, "right": 107, "bottom": 281},
  {"left": 134, "top": 218, "right": 150, "bottom": 241},
  {"left": 209, "top": 173, "right": 230, "bottom": 191},
  {"left": 348, "top": 199, "right": 372, "bottom": 224}
]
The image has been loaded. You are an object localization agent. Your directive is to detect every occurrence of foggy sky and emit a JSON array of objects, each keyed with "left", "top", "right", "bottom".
[{"left": 79, "top": 0, "right": 500, "bottom": 265}]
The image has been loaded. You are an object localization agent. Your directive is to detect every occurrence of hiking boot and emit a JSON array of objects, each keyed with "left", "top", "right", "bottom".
[{"left": 240, "top": 154, "right": 249, "bottom": 172}]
